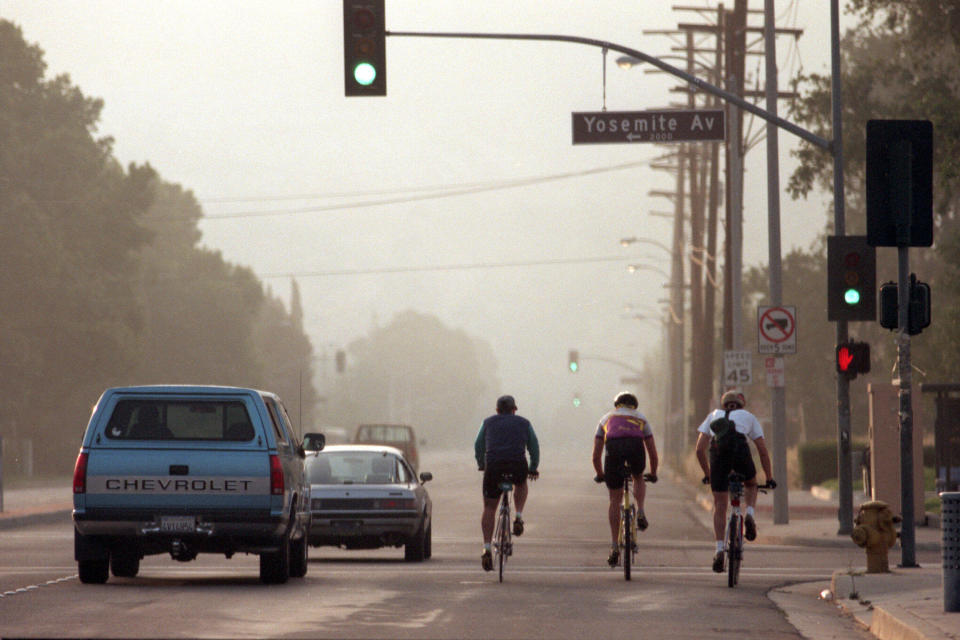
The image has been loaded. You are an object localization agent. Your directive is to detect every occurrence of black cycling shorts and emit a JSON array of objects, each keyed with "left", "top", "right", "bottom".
[
  {"left": 603, "top": 437, "right": 646, "bottom": 490},
  {"left": 709, "top": 433, "right": 756, "bottom": 492},
  {"left": 483, "top": 459, "right": 528, "bottom": 500}
]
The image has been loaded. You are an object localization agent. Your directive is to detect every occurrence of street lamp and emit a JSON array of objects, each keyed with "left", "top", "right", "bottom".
[
  {"left": 626, "top": 263, "right": 670, "bottom": 279},
  {"left": 619, "top": 236, "right": 672, "bottom": 255}
]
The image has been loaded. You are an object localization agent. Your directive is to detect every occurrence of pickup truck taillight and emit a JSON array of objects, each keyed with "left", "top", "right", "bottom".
[
  {"left": 269, "top": 454, "right": 284, "bottom": 495},
  {"left": 73, "top": 451, "right": 88, "bottom": 494}
]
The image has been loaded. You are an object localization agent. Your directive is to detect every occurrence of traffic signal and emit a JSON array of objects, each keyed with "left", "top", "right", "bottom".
[
  {"left": 878, "top": 277, "right": 931, "bottom": 335},
  {"left": 909, "top": 279, "right": 931, "bottom": 334},
  {"left": 343, "top": 0, "right": 386, "bottom": 96},
  {"left": 866, "top": 120, "right": 933, "bottom": 247},
  {"left": 836, "top": 341, "right": 870, "bottom": 379},
  {"left": 827, "top": 235, "right": 876, "bottom": 321},
  {"left": 568, "top": 350, "right": 579, "bottom": 373},
  {"left": 572, "top": 394, "right": 582, "bottom": 408}
]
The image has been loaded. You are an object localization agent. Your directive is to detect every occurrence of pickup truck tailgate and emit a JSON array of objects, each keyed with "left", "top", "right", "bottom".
[{"left": 81, "top": 446, "right": 272, "bottom": 514}]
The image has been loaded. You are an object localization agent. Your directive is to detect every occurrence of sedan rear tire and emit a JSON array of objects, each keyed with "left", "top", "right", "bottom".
[
  {"left": 404, "top": 520, "right": 428, "bottom": 562},
  {"left": 110, "top": 550, "right": 140, "bottom": 578}
]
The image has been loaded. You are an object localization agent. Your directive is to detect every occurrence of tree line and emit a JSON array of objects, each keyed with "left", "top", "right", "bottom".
[{"left": 0, "top": 21, "right": 318, "bottom": 474}]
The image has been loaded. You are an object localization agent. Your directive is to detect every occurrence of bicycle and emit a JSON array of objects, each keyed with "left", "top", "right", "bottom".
[
  {"left": 723, "top": 472, "right": 773, "bottom": 588},
  {"left": 596, "top": 467, "right": 656, "bottom": 581}
]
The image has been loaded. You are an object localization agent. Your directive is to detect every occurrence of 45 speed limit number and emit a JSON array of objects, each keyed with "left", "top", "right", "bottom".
[{"left": 724, "top": 351, "right": 752, "bottom": 386}]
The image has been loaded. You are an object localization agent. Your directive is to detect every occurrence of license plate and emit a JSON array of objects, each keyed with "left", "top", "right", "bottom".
[
  {"left": 160, "top": 516, "right": 196, "bottom": 533},
  {"left": 332, "top": 520, "right": 362, "bottom": 530}
]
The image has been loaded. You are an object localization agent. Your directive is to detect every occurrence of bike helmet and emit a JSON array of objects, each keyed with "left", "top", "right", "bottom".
[
  {"left": 721, "top": 389, "right": 745, "bottom": 409},
  {"left": 613, "top": 391, "right": 638, "bottom": 408}
]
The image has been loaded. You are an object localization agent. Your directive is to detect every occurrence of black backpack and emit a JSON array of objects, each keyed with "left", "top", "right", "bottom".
[{"left": 709, "top": 410, "right": 741, "bottom": 453}]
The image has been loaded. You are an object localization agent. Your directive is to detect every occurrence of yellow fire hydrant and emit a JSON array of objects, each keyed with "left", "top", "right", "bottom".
[{"left": 850, "top": 500, "right": 901, "bottom": 573}]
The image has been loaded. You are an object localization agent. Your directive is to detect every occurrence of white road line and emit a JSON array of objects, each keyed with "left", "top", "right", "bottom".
[{"left": 0, "top": 575, "right": 76, "bottom": 598}]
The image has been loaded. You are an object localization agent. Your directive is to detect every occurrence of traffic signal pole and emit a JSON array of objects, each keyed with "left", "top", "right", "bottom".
[
  {"left": 897, "top": 245, "right": 917, "bottom": 567},
  {"left": 828, "top": 0, "right": 854, "bottom": 537}
]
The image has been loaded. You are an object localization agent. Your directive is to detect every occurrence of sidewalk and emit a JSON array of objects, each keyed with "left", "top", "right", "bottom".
[
  {"left": 690, "top": 483, "right": 956, "bottom": 640},
  {"left": 0, "top": 478, "right": 73, "bottom": 530}
]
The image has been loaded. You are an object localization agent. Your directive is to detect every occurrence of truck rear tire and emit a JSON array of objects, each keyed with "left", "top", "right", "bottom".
[
  {"left": 78, "top": 559, "right": 109, "bottom": 584},
  {"left": 289, "top": 534, "right": 308, "bottom": 578},
  {"left": 260, "top": 533, "right": 291, "bottom": 584}
]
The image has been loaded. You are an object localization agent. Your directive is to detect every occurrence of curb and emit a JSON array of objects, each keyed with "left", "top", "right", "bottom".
[
  {"left": 0, "top": 508, "right": 72, "bottom": 531},
  {"left": 694, "top": 493, "right": 942, "bottom": 552}
]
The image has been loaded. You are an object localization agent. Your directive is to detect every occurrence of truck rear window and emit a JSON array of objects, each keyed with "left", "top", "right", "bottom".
[{"left": 105, "top": 400, "right": 255, "bottom": 441}]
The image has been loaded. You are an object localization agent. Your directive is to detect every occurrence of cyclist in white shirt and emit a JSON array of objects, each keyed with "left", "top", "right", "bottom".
[{"left": 694, "top": 390, "right": 775, "bottom": 572}]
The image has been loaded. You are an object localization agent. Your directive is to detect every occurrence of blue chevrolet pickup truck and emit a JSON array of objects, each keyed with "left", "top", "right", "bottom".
[{"left": 72, "top": 385, "right": 311, "bottom": 584}]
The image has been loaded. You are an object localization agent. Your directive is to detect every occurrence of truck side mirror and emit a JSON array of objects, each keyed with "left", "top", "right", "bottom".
[{"left": 302, "top": 432, "right": 326, "bottom": 452}]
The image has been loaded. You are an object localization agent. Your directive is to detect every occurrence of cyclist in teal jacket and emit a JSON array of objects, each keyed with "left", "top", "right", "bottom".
[{"left": 474, "top": 395, "right": 540, "bottom": 571}]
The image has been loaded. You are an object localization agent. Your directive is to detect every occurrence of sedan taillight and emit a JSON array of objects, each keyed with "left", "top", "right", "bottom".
[{"left": 375, "top": 498, "right": 415, "bottom": 509}]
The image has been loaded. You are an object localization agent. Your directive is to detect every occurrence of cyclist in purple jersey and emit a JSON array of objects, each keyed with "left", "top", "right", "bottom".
[{"left": 591, "top": 391, "right": 658, "bottom": 567}]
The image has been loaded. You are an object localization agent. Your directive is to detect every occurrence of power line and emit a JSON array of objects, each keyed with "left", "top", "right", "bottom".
[
  {"left": 190, "top": 160, "right": 650, "bottom": 221},
  {"left": 257, "top": 255, "right": 665, "bottom": 279}
]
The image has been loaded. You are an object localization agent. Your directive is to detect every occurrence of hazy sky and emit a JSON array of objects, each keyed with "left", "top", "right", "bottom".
[{"left": 3, "top": 1, "right": 845, "bottom": 435}]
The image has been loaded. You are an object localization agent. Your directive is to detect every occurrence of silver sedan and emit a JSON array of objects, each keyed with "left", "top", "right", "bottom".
[{"left": 304, "top": 445, "right": 433, "bottom": 561}]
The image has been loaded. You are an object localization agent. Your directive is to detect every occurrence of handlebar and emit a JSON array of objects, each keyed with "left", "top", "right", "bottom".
[{"left": 594, "top": 473, "right": 657, "bottom": 484}]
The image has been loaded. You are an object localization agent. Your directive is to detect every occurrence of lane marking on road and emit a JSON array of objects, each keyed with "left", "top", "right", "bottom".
[{"left": 0, "top": 575, "right": 76, "bottom": 599}]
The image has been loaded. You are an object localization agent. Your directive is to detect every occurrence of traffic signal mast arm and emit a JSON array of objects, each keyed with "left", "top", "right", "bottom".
[
  {"left": 568, "top": 352, "right": 643, "bottom": 375},
  {"left": 385, "top": 30, "right": 830, "bottom": 151}
]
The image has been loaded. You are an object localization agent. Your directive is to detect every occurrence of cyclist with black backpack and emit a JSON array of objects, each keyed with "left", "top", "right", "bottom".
[{"left": 694, "top": 390, "right": 775, "bottom": 573}]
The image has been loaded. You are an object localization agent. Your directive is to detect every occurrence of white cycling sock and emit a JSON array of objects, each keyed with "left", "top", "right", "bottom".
[
  {"left": 483, "top": 543, "right": 491, "bottom": 552},
  {"left": 746, "top": 506, "right": 755, "bottom": 517},
  {"left": 515, "top": 512, "right": 522, "bottom": 520},
  {"left": 716, "top": 540, "right": 725, "bottom": 552}
]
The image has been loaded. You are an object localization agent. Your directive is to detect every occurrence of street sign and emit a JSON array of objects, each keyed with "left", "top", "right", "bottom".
[
  {"left": 572, "top": 109, "right": 725, "bottom": 144},
  {"left": 765, "top": 357, "right": 785, "bottom": 388},
  {"left": 723, "top": 350, "right": 752, "bottom": 386},
  {"left": 758, "top": 305, "right": 797, "bottom": 354}
]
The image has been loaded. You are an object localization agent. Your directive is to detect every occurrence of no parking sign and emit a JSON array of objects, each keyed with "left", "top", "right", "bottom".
[{"left": 757, "top": 306, "right": 796, "bottom": 354}]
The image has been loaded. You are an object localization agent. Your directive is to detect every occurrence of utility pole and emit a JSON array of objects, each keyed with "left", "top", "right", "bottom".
[{"left": 764, "top": 0, "right": 788, "bottom": 524}]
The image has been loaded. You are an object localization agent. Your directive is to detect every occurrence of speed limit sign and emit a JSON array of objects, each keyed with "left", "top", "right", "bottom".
[{"left": 724, "top": 350, "right": 753, "bottom": 386}]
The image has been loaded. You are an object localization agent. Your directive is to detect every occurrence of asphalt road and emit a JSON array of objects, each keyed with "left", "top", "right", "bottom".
[{"left": 0, "top": 449, "right": 895, "bottom": 639}]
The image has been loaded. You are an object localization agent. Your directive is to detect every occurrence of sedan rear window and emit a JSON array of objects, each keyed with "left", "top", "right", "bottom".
[
  {"left": 306, "top": 452, "right": 398, "bottom": 485},
  {"left": 105, "top": 400, "right": 254, "bottom": 441}
]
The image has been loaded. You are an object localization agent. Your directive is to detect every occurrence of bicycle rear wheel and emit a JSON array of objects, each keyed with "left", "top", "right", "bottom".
[
  {"left": 727, "top": 514, "right": 742, "bottom": 588},
  {"left": 622, "top": 506, "right": 632, "bottom": 581},
  {"left": 496, "top": 498, "right": 510, "bottom": 582}
]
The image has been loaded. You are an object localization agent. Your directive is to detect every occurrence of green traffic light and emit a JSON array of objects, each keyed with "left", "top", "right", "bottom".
[
  {"left": 353, "top": 62, "right": 377, "bottom": 86},
  {"left": 569, "top": 362, "right": 578, "bottom": 373},
  {"left": 572, "top": 397, "right": 581, "bottom": 407},
  {"left": 844, "top": 288, "right": 862, "bottom": 305}
]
